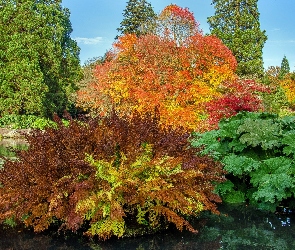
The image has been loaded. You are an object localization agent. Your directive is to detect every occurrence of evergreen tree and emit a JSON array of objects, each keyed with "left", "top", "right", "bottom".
[
  {"left": 0, "top": 0, "right": 81, "bottom": 117},
  {"left": 279, "top": 55, "right": 290, "bottom": 79},
  {"left": 208, "top": 0, "right": 267, "bottom": 76},
  {"left": 116, "top": 0, "right": 156, "bottom": 38}
]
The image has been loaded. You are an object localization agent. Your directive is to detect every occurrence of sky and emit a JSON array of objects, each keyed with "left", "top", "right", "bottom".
[{"left": 61, "top": 0, "right": 295, "bottom": 70}]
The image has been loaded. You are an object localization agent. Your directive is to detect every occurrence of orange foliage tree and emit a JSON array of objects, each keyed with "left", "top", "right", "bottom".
[
  {"left": 77, "top": 6, "right": 237, "bottom": 131},
  {"left": 278, "top": 73, "right": 295, "bottom": 108}
]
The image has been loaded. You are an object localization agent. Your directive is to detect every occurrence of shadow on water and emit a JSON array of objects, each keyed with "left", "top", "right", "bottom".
[
  {"left": 0, "top": 141, "right": 295, "bottom": 249},
  {"left": 1, "top": 205, "right": 295, "bottom": 249}
]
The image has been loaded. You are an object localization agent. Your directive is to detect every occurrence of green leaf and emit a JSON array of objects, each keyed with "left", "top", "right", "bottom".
[
  {"left": 237, "top": 119, "right": 281, "bottom": 150},
  {"left": 282, "top": 131, "right": 295, "bottom": 157},
  {"left": 250, "top": 157, "right": 294, "bottom": 203},
  {"left": 223, "top": 154, "right": 260, "bottom": 176},
  {"left": 190, "top": 130, "right": 222, "bottom": 159}
]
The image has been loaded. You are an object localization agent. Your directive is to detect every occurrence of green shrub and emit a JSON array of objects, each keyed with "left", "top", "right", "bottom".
[
  {"left": 0, "top": 114, "right": 69, "bottom": 129},
  {"left": 190, "top": 112, "right": 295, "bottom": 212}
]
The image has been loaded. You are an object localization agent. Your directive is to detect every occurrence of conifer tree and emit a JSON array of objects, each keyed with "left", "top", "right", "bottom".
[
  {"left": 0, "top": 0, "right": 81, "bottom": 117},
  {"left": 279, "top": 55, "right": 290, "bottom": 79},
  {"left": 208, "top": 0, "right": 267, "bottom": 76},
  {"left": 116, "top": 0, "right": 156, "bottom": 38}
]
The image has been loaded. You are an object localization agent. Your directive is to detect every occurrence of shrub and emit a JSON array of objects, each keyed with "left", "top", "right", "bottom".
[
  {"left": 0, "top": 114, "right": 57, "bottom": 129},
  {"left": 190, "top": 112, "right": 295, "bottom": 212},
  {"left": 0, "top": 111, "right": 223, "bottom": 239}
]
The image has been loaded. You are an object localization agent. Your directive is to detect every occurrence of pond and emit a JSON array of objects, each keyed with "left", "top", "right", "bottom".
[
  {"left": 1, "top": 204, "right": 294, "bottom": 250},
  {"left": 0, "top": 141, "right": 294, "bottom": 250}
]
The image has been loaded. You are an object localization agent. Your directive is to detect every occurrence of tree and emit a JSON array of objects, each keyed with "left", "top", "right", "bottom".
[
  {"left": 0, "top": 0, "right": 81, "bottom": 117},
  {"left": 155, "top": 4, "right": 200, "bottom": 46},
  {"left": 77, "top": 31, "right": 238, "bottom": 131},
  {"left": 262, "top": 66, "right": 295, "bottom": 114},
  {"left": 208, "top": 0, "right": 267, "bottom": 76},
  {"left": 116, "top": 0, "right": 156, "bottom": 38},
  {"left": 279, "top": 55, "right": 290, "bottom": 79}
]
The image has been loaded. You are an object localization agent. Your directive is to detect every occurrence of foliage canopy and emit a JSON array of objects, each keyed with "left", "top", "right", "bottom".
[
  {"left": 155, "top": 4, "right": 201, "bottom": 46},
  {"left": 208, "top": 0, "right": 267, "bottom": 76},
  {"left": 77, "top": 4, "right": 240, "bottom": 131},
  {"left": 0, "top": 0, "right": 81, "bottom": 117},
  {"left": 116, "top": 0, "right": 156, "bottom": 38}
]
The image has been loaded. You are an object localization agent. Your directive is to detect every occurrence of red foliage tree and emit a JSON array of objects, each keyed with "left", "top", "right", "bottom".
[{"left": 205, "top": 79, "right": 270, "bottom": 129}]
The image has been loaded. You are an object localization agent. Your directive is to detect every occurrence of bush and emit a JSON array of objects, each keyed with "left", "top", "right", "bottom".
[
  {"left": 0, "top": 114, "right": 57, "bottom": 129},
  {"left": 0, "top": 114, "right": 71, "bottom": 130},
  {"left": 190, "top": 112, "right": 295, "bottom": 212},
  {"left": 0, "top": 111, "right": 223, "bottom": 240}
]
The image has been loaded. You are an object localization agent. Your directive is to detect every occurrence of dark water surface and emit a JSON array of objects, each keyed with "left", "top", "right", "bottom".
[
  {"left": 1, "top": 204, "right": 295, "bottom": 250},
  {"left": 0, "top": 143, "right": 294, "bottom": 249}
]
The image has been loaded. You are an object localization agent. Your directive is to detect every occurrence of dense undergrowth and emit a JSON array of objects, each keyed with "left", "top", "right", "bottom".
[
  {"left": 0, "top": 111, "right": 224, "bottom": 240},
  {"left": 191, "top": 112, "right": 295, "bottom": 212},
  {"left": 0, "top": 114, "right": 69, "bottom": 130}
]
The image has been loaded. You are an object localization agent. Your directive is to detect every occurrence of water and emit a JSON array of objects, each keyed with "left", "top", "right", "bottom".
[
  {"left": 0, "top": 141, "right": 294, "bottom": 249},
  {"left": 0, "top": 204, "right": 295, "bottom": 249}
]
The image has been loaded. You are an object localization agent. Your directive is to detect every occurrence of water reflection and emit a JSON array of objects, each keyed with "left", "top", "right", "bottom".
[{"left": 1, "top": 204, "right": 295, "bottom": 250}]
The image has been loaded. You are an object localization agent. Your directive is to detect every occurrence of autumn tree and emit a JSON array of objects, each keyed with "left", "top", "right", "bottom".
[
  {"left": 262, "top": 66, "right": 295, "bottom": 115},
  {"left": 116, "top": 0, "right": 156, "bottom": 38},
  {"left": 0, "top": 0, "right": 81, "bottom": 117},
  {"left": 77, "top": 30, "right": 238, "bottom": 131},
  {"left": 208, "top": 0, "right": 267, "bottom": 76},
  {"left": 155, "top": 4, "right": 200, "bottom": 46}
]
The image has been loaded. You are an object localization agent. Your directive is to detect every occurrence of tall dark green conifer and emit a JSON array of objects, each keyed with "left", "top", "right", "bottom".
[
  {"left": 117, "top": 0, "right": 156, "bottom": 38},
  {"left": 0, "top": 0, "right": 81, "bottom": 117},
  {"left": 279, "top": 55, "right": 290, "bottom": 79},
  {"left": 208, "top": 0, "right": 267, "bottom": 76}
]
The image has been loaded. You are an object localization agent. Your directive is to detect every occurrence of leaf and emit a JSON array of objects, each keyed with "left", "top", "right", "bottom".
[
  {"left": 250, "top": 157, "right": 294, "bottom": 203},
  {"left": 282, "top": 131, "right": 295, "bottom": 157},
  {"left": 214, "top": 180, "right": 234, "bottom": 196},
  {"left": 190, "top": 130, "right": 222, "bottom": 159},
  {"left": 222, "top": 154, "right": 260, "bottom": 176},
  {"left": 238, "top": 118, "right": 281, "bottom": 150}
]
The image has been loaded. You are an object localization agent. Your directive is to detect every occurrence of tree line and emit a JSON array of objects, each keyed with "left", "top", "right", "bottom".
[{"left": 1, "top": 0, "right": 294, "bottom": 122}]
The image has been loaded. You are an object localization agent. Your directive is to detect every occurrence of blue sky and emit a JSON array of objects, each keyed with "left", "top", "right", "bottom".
[{"left": 62, "top": 0, "right": 295, "bottom": 70}]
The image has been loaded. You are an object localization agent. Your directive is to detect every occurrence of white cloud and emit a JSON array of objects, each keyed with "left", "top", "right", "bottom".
[{"left": 75, "top": 37, "right": 103, "bottom": 45}]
